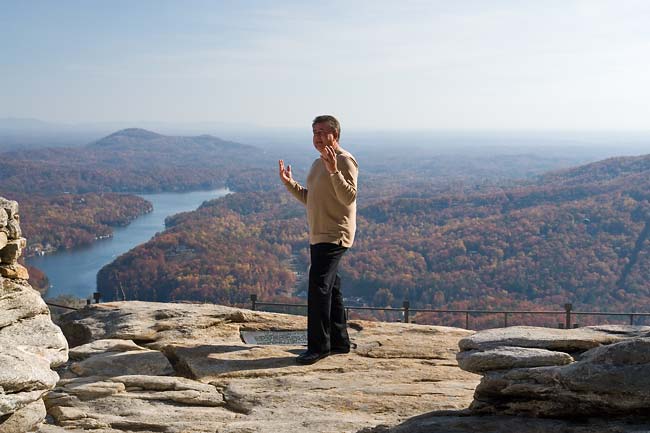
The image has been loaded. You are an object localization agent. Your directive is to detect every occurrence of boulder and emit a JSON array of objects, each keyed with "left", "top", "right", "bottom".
[
  {"left": 455, "top": 325, "right": 650, "bottom": 420},
  {"left": 0, "top": 197, "right": 68, "bottom": 433},
  {"left": 0, "top": 279, "right": 49, "bottom": 328},
  {"left": 470, "top": 337, "right": 650, "bottom": 417},
  {"left": 5, "top": 219, "right": 21, "bottom": 239},
  {"left": 0, "top": 399, "right": 47, "bottom": 433},
  {"left": 0, "top": 264, "right": 29, "bottom": 280},
  {"left": 0, "top": 314, "right": 68, "bottom": 367},
  {"left": 363, "top": 325, "right": 650, "bottom": 433},
  {"left": 0, "top": 199, "right": 18, "bottom": 220},
  {"left": 457, "top": 346, "right": 573, "bottom": 373},
  {"left": 0, "top": 348, "right": 60, "bottom": 395},
  {"left": 0, "top": 300, "right": 67, "bottom": 433},
  {"left": 0, "top": 238, "right": 26, "bottom": 264}
]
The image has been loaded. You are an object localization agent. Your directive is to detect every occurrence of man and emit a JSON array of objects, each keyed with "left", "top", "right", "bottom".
[{"left": 279, "top": 115, "right": 358, "bottom": 365}]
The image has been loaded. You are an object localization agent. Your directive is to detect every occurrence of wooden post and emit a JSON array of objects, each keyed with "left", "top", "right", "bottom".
[
  {"left": 403, "top": 300, "right": 410, "bottom": 324},
  {"left": 564, "top": 303, "right": 572, "bottom": 329},
  {"left": 250, "top": 294, "right": 257, "bottom": 311}
]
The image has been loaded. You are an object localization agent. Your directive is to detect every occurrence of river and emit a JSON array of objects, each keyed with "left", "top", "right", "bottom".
[{"left": 26, "top": 188, "right": 230, "bottom": 300}]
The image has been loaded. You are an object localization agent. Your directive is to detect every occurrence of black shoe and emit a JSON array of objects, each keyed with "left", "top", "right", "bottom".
[
  {"left": 331, "top": 342, "right": 356, "bottom": 354},
  {"left": 296, "top": 350, "right": 329, "bottom": 365}
]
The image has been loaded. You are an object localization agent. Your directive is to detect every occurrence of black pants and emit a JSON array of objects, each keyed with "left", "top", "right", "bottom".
[{"left": 308, "top": 242, "right": 350, "bottom": 353}]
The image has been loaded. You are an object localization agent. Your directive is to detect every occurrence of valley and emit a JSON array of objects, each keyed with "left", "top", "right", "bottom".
[{"left": 3, "top": 127, "right": 649, "bottom": 327}]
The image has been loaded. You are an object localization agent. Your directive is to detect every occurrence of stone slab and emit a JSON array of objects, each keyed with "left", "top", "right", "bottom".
[
  {"left": 70, "top": 350, "right": 174, "bottom": 377},
  {"left": 457, "top": 346, "right": 573, "bottom": 373},
  {"left": 240, "top": 330, "right": 307, "bottom": 345},
  {"left": 0, "top": 315, "right": 68, "bottom": 367},
  {"left": 458, "top": 325, "right": 650, "bottom": 352}
]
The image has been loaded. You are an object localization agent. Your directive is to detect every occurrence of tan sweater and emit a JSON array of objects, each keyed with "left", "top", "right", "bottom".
[{"left": 284, "top": 148, "right": 358, "bottom": 247}]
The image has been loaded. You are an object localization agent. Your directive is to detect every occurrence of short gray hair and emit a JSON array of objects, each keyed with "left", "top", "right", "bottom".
[{"left": 312, "top": 115, "right": 341, "bottom": 140}]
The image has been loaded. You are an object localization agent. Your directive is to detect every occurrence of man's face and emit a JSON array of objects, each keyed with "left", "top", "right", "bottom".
[{"left": 312, "top": 122, "right": 337, "bottom": 154}]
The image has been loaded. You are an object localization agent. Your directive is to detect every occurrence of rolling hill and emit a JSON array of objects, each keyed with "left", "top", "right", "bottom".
[{"left": 0, "top": 128, "right": 269, "bottom": 194}]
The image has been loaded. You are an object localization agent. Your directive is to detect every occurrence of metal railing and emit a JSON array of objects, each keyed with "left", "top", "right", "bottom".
[
  {"left": 44, "top": 301, "right": 79, "bottom": 311},
  {"left": 250, "top": 295, "right": 650, "bottom": 329},
  {"left": 44, "top": 291, "right": 103, "bottom": 311},
  {"left": 44, "top": 293, "right": 650, "bottom": 330}
]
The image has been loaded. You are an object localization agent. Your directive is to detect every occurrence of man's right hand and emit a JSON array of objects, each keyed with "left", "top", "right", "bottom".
[{"left": 279, "top": 159, "right": 293, "bottom": 183}]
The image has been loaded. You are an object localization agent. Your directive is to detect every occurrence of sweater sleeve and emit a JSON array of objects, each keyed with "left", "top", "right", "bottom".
[
  {"left": 283, "top": 178, "right": 308, "bottom": 205},
  {"left": 330, "top": 154, "right": 358, "bottom": 205}
]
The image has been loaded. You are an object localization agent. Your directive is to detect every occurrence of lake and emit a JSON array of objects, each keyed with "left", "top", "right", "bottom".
[{"left": 27, "top": 188, "right": 230, "bottom": 300}]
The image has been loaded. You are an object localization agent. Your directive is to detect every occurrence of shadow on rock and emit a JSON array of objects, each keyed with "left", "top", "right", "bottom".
[{"left": 164, "top": 344, "right": 302, "bottom": 379}]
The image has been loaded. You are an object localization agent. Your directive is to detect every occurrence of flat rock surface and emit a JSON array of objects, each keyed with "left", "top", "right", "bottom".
[
  {"left": 69, "top": 349, "right": 174, "bottom": 377},
  {"left": 68, "top": 339, "right": 148, "bottom": 360},
  {"left": 40, "top": 303, "right": 650, "bottom": 433},
  {"left": 58, "top": 301, "right": 306, "bottom": 348},
  {"left": 44, "top": 301, "right": 479, "bottom": 433}
]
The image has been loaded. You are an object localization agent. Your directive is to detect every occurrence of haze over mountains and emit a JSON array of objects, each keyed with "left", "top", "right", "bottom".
[
  {"left": 4, "top": 117, "right": 650, "bottom": 157},
  {"left": 0, "top": 118, "right": 262, "bottom": 151},
  {"left": 0, "top": 128, "right": 267, "bottom": 194}
]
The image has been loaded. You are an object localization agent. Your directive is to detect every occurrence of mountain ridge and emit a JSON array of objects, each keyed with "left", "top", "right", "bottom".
[
  {"left": 0, "top": 128, "right": 267, "bottom": 194},
  {"left": 93, "top": 128, "right": 164, "bottom": 144}
]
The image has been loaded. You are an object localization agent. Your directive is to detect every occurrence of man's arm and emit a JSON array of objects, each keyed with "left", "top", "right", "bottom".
[
  {"left": 330, "top": 155, "right": 358, "bottom": 205},
  {"left": 284, "top": 178, "right": 308, "bottom": 205},
  {"left": 279, "top": 159, "right": 308, "bottom": 205}
]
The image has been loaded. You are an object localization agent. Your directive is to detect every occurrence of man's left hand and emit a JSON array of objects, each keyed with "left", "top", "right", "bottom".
[{"left": 320, "top": 145, "right": 338, "bottom": 174}]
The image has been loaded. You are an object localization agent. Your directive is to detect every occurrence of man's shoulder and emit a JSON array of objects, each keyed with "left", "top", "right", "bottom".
[{"left": 337, "top": 148, "right": 358, "bottom": 167}]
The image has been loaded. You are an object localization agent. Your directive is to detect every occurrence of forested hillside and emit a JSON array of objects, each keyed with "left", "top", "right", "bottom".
[
  {"left": 10, "top": 193, "right": 152, "bottom": 256},
  {"left": 96, "top": 151, "right": 650, "bottom": 322},
  {"left": 97, "top": 192, "right": 304, "bottom": 304}
]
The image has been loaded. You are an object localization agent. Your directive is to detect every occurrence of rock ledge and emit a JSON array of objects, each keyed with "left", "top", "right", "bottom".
[
  {"left": 42, "top": 301, "right": 478, "bottom": 433},
  {"left": 0, "top": 197, "right": 69, "bottom": 433}
]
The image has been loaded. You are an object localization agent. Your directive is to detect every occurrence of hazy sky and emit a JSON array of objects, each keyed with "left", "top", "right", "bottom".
[{"left": 2, "top": 0, "right": 650, "bottom": 130}]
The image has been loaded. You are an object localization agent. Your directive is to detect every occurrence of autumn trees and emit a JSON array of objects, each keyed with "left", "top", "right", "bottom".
[{"left": 96, "top": 151, "right": 650, "bottom": 322}]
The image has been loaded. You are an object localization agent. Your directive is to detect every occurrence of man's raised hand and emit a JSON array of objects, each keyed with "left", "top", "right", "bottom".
[
  {"left": 320, "top": 146, "right": 338, "bottom": 174},
  {"left": 279, "top": 159, "right": 293, "bottom": 183}
]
